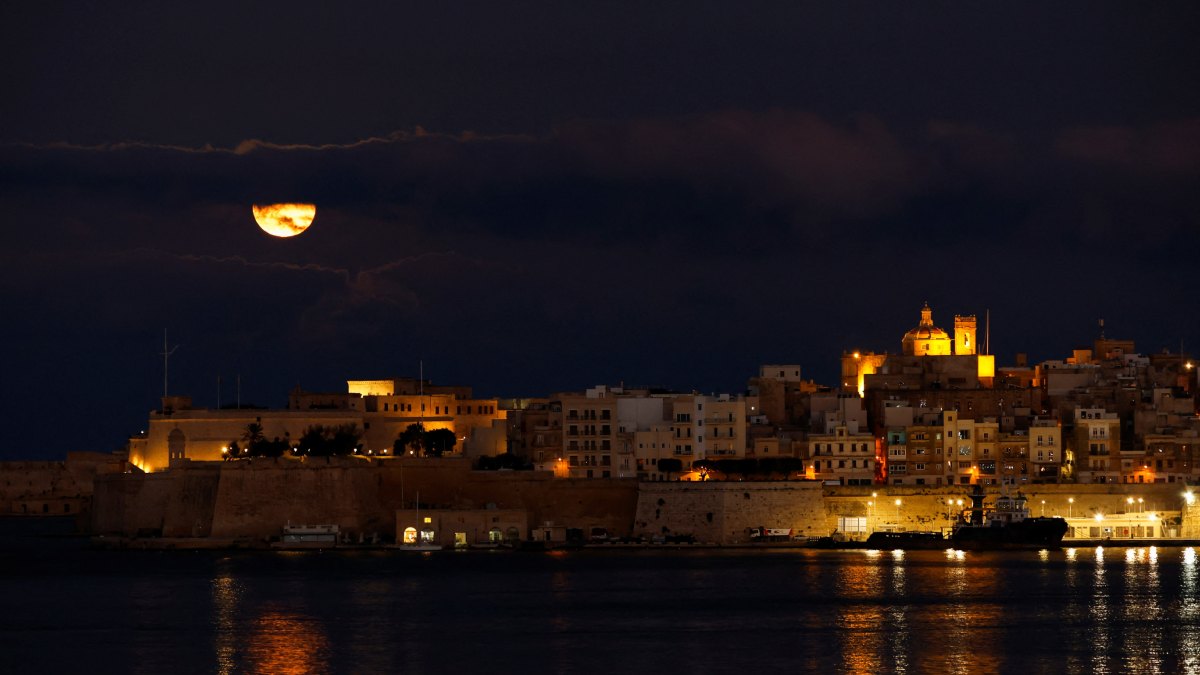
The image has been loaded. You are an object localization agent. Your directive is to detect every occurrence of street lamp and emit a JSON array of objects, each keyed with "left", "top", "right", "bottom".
[
  {"left": 1127, "top": 497, "right": 1134, "bottom": 513},
  {"left": 1068, "top": 497, "right": 1074, "bottom": 518},
  {"left": 895, "top": 498, "right": 902, "bottom": 527},
  {"left": 1041, "top": 499, "right": 1046, "bottom": 517},
  {"left": 1138, "top": 497, "right": 1144, "bottom": 513}
]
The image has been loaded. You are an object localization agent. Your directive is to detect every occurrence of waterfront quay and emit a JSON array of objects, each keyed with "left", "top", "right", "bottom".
[{"left": 76, "top": 458, "right": 1200, "bottom": 549}]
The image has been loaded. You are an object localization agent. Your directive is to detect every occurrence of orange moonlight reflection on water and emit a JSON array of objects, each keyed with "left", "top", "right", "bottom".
[
  {"left": 252, "top": 203, "right": 316, "bottom": 237},
  {"left": 244, "top": 608, "right": 331, "bottom": 675}
]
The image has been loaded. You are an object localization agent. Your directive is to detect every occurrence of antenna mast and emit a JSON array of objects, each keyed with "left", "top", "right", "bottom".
[
  {"left": 160, "top": 329, "right": 180, "bottom": 398},
  {"left": 985, "top": 309, "right": 990, "bottom": 355}
]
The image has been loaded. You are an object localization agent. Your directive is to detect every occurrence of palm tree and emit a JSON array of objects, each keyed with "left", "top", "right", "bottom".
[{"left": 241, "top": 422, "right": 265, "bottom": 448}]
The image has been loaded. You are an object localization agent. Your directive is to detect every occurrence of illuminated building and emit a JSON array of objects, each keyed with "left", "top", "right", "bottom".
[
  {"left": 747, "top": 364, "right": 820, "bottom": 425},
  {"left": 652, "top": 392, "right": 751, "bottom": 474},
  {"left": 1070, "top": 407, "right": 1121, "bottom": 484},
  {"left": 901, "top": 302, "right": 954, "bottom": 356},
  {"left": 128, "top": 378, "right": 506, "bottom": 472},
  {"left": 553, "top": 387, "right": 620, "bottom": 479},
  {"left": 806, "top": 395, "right": 875, "bottom": 485}
]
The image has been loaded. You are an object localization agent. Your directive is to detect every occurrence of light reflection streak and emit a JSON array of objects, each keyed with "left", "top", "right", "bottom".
[
  {"left": 1182, "top": 548, "right": 1200, "bottom": 672},
  {"left": 886, "top": 552, "right": 909, "bottom": 673},
  {"left": 244, "top": 608, "right": 331, "bottom": 675},
  {"left": 835, "top": 562, "right": 884, "bottom": 675},
  {"left": 939, "top": 550, "right": 973, "bottom": 675},
  {"left": 1091, "top": 547, "right": 1110, "bottom": 674},
  {"left": 1119, "top": 548, "right": 1164, "bottom": 673},
  {"left": 211, "top": 567, "right": 241, "bottom": 675}
]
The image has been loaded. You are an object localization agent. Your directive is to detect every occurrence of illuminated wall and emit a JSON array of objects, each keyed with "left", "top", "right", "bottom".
[
  {"left": 953, "top": 315, "right": 977, "bottom": 355},
  {"left": 136, "top": 409, "right": 364, "bottom": 472},
  {"left": 841, "top": 351, "right": 887, "bottom": 397},
  {"left": 901, "top": 304, "right": 952, "bottom": 356}
]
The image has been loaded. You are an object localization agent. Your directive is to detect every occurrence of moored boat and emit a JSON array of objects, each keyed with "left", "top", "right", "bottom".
[
  {"left": 273, "top": 523, "right": 339, "bottom": 549},
  {"left": 951, "top": 485, "right": 1067, "bottom": 549},
  {"left": 864, "top": 530, "right": 948, "bottom": 550}
]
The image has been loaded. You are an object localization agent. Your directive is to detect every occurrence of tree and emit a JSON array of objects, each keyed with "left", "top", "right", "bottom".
[
  {"left": 396, "top": 423, "right": 426, "bottom": 456},
  {"left": 248, "top": 437, "right": 288, "bottom": 458},
  {"left": 425, "top": 428, "right": 457, "bottom": 457},
  {"left": 241, "top": 423, "right": 265, "bottom": 449},
  {"left": 658, "top": 458, "right": 683, "bottom": 479},
  {"left": 297, "top": 424, "right": 361, "bottom": 456}
]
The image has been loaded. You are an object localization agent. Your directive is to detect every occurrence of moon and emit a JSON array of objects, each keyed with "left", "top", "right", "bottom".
[{"left": 252, "top": 203, "right": 316, "bottom": 237}]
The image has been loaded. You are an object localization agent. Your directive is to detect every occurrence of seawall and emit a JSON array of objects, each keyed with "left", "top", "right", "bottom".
[
  {"left": 92, "top": 457, "right": 639, "bottom": 542},
  {"left": 91, "top": 459, "right": 1198, "bottom": 545}
]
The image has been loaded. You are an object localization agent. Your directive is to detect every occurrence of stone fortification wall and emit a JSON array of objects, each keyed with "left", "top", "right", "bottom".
[
  {"left": 1, "top": 462, "right": 71, "bottom": 513},
  {"left": 822, "top": 483, "right": 1192, "bottom": 536},
  {"left": 633, "top": 482, "right": 825, "bottom": 544},
  {"left": 3, "top": 453, "right": 129, "bottom": 518},
  {"left": 93, "top": 457, "right": 640, "bottom": 542},
  {"left": 91, "top": 458, "right": 1196, "bottom": 544},
  {"left": 92, "top": 468, "right": 220, "bottom": 536}
]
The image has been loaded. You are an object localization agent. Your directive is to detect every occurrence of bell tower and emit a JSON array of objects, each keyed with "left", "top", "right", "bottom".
[{"left": 954, "top": 315, "right": 977, "bottom": 356}]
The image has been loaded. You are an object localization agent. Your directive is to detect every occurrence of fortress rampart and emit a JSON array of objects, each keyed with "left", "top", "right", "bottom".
[
  {"left": 92, "top": 457, "right": 639, "bottom": 542},
  {"left": 89, "top": 459, "right": 1197, "bottom": 545}
]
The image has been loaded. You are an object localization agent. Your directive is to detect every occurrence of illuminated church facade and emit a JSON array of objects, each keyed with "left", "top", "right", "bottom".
[{"left": 842, "top": 303, "right": 995, "bottom": 397}]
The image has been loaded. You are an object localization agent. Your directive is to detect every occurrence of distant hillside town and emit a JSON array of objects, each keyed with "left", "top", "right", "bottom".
[{"left": 128, "top": 303, "right": 1199, "bottom": 488}]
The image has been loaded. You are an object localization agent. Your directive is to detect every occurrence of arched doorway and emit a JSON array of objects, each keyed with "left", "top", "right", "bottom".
[{"left": 168, "top": 428, "right": 186, "bottom": 460}]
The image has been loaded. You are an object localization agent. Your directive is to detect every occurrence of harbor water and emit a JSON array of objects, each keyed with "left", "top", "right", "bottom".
[{"left": 2, "top": 518, "right": 1198, "bottom": 674}]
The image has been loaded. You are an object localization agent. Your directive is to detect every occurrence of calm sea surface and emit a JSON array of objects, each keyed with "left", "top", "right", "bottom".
[{"left": 2, "top": 518, "right": 1199, "bottom": 675}]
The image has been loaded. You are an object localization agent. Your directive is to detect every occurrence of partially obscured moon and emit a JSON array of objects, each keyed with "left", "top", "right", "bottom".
[{"left": 252, "top": 203, "right": 316, "bottom": 237}]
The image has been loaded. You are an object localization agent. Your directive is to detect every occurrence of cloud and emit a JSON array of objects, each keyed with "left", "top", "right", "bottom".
[
  {"left": 557, "top": 110, "right": 931, "bottom": 221},
  {"left": 1055, "top": 119, "right": 1200, "bottom": 177}
]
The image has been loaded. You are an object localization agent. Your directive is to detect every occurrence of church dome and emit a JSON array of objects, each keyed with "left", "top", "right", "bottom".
[{"left": 902, "top": 303, "right": 952, "bottom": 356}]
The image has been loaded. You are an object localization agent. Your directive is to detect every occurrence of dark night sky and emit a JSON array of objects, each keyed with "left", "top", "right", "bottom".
[{"left": 2, "top": 3, "right": 1199, "bottom": 459}]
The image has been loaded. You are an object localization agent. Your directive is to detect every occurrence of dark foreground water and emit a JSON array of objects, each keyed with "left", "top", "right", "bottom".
[{"left": 3, "top": 519, "right": 1199, "bottom": 674}]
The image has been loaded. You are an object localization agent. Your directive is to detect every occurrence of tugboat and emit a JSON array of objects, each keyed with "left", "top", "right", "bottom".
[{"left": 951, "top": 484, "right": 1068, "bottom": 549}]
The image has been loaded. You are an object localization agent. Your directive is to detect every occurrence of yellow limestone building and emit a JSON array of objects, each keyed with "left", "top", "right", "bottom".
[
  {"left": 128, "top": 379, "right": 506, "bottom": 472},
  {"left": 842, "top": 303, "right": 995, "bottom": 396}
]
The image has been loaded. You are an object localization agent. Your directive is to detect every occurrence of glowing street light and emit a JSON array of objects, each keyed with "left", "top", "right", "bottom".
[
  {"left": 1041, "top": 499, "right": 1046, "bottom": 516},
  {"left": 1127, "top": 497, "right": 1135, "bottom": 513},
  {"left": 1185, "top": 491, "right": 1196, "bottom": 506},
  {"left": 1068, "top": 497, "right": 1074, "bottom": 518},
  {"left": 1138, "top": 497, "right": 1144, "bottom": 513},
  {"left": 895, "top": 498, "right": 902, "bottom": 525}
]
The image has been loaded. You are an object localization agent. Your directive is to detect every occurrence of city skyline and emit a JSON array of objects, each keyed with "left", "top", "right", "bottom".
[{"left": 3, "top": 3, "right": 1199, "bottom": 460}]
